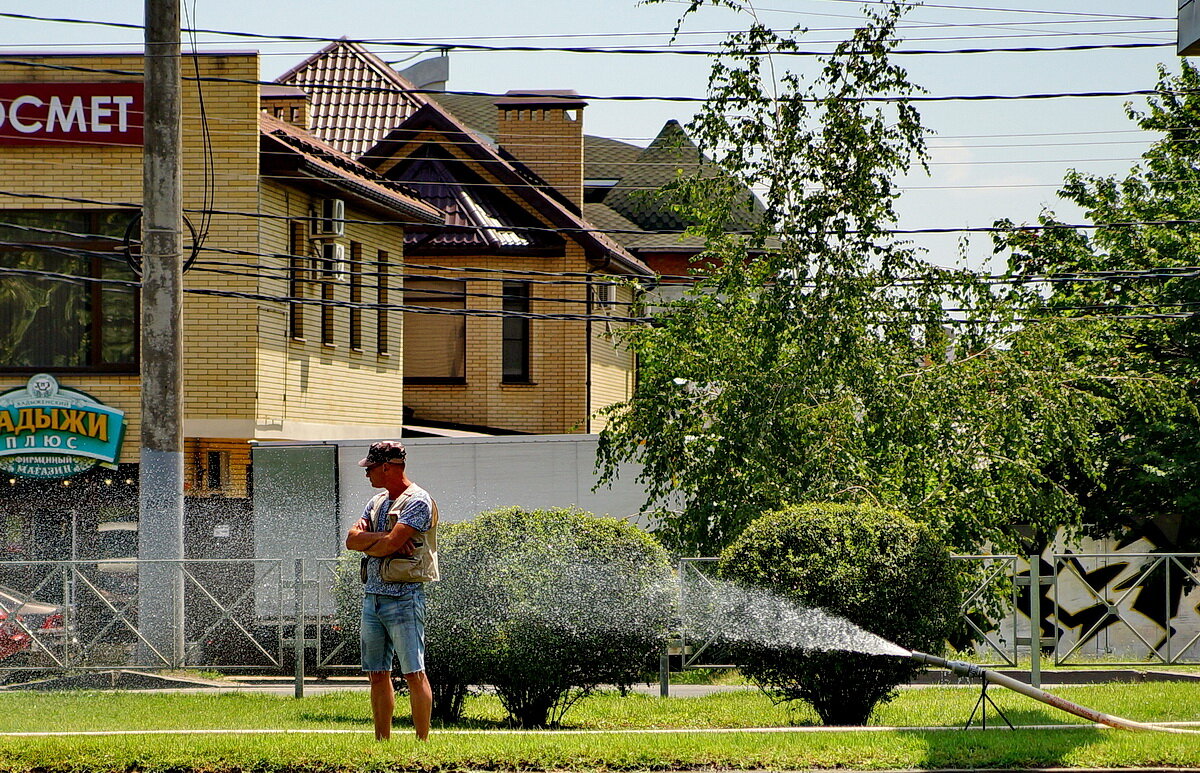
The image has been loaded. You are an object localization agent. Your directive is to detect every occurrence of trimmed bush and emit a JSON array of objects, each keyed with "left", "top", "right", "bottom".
[
  {"left": 335, "top": 507, "right": 675, "bottom": 728},
  {"left": 716, "top": 502, "right": 960, "bottom": 726},
  {"left": 440, "top": 506, "right": 674, "bottom": 727}
]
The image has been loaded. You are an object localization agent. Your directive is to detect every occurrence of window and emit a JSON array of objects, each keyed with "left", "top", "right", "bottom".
[
  {"left": 502, "top": 280, "right": 531, "bottom": 383},
  {"left": 287, "top": 219, "right": 307, "bottom": 340},
  {"left": 318, "top": 242, "right": 339, "bottom": 346},
  {"left": 404, "top": 279, "right": 466, "bottom": 383},
  {"left": 205, "top": 450, "right": 226, "bottom": 490},
  {"left": 377, "top": 251, "right": 390, "bottom": 354},
  {"left": 349, "top": 242, "right": 362, "bottom": 350},
  {"left": 0, "top": 209, "right": 138, "bottom": 371}
]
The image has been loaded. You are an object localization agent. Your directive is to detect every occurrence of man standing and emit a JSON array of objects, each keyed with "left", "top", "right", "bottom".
[{"left": 345, "top": 441, "right": 438, "bottom": 741}]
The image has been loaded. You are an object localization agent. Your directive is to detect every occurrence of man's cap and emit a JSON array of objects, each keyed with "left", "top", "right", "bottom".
[{"left": 358, "top": 440, "right": 407, "bottom": 467}]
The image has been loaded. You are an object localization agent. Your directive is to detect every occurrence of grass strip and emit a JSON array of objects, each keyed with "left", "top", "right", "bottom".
[{"left": 0, "top": 682, "right": 1196, "bottom": 770}]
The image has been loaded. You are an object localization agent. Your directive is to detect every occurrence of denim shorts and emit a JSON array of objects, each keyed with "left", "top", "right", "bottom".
[{"left": 360, "top": 586, "right": 426, "bottom": 674}]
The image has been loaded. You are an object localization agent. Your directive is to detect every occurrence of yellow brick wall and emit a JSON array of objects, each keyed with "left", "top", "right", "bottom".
[
  {"left": 402, "top": 248, "right": 636, "bottom": 435},
  {"left": 588, "top": 283, "right": 637, "bottom": 432},
  {"left": 0, "top": 53, "right": 417, "bottom": 467},
  {"left": 0, "top": 53, "right": 261, "bottom": 464},
  {"left": 185, "top": 437, "right": 252, "bottom": 497},
  {"left": 255, "top": 181, "right": 408, "bottom": 437},
  {"left": 401, "top": 251, "right": 590, "bottom": 434}
]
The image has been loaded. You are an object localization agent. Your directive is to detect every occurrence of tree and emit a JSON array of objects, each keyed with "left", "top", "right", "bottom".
[
  {"left": 993, "top": 62, "right": 1200, "bottom": 553},
  {"left": 596, "top": 1, "right": 1159, "bottom": 557},
  {"left": 716, "top": 502, "right": 960, "bottom": 725}
]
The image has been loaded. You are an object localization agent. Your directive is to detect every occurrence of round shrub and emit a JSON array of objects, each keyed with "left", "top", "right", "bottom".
[
  {"left": 716, "top": 502, "right": 961, "bottom": 726},
  {"left": 439, "top": 506, "right": 674, "bottom": 727}
]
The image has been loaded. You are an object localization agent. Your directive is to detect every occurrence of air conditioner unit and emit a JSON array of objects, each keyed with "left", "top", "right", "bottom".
[
  {"left": 593, "top": 281, "right": 617, "bottom": 308},
  {"left": 310, "top": 198, "right": 345, "bottom": 238},
  {"left": 320, "top": 241, "right": 347, "bottom": 280}
]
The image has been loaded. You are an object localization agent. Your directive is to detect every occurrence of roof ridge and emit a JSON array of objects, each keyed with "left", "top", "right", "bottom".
[
  {"left": 258, "top": 112, "right": 439, "bottom": 220},
  {"left": 365, "top": 103, "right": 650, "bottom": 275}
]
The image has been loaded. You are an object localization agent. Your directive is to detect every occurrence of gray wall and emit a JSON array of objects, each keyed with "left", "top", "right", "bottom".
[{"left": 253, "top": 434, "right": 653, "bottom": 564}]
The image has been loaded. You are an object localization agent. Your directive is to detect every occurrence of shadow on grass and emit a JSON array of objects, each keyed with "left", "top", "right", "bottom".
[
  {"left": 296, "top": 710, "right": 515, "bottom": 730},
  {"left": 905, "top": 725, "right": 1103, "bottom": 769}
]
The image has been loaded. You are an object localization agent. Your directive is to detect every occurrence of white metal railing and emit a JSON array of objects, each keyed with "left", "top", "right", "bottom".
[
  {"left": 0, "top": 559, "right": 285, "bottom": 673},
  {"left": 3, "top": 551, "right": 1198, "bottom": 687}
]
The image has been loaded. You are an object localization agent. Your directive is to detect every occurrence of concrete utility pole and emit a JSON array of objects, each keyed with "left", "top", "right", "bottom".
[{"left": 138, "top": 0, "right": 185, "bottom": 667}]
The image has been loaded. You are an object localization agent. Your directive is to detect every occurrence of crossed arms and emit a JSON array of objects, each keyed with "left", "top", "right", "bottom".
[{"left": 345, "top": 515, "right": 417, "bottom": 557}]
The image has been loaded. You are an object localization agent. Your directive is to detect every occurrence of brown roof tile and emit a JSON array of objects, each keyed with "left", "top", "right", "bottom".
[
  {"left": 277, "top": 39, "right": 426, "bottom": 158},
  {"left": 259, "top": 112, "right": 442, "bottom": 224}
]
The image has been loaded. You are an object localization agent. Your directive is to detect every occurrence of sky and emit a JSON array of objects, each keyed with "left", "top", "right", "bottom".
[{"left": 1, "top": 0, "right": 1183, "bottom": 271}]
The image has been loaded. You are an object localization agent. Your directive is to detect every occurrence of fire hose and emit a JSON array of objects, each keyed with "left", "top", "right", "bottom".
[{"left": 908, "top": 650, "right": 1199, "bottom": 734}]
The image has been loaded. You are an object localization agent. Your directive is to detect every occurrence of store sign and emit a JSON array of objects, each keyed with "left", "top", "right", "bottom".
[
  {"left": 0, "top": 82, "right": 144, "bottom": 147},
  {"left": 0, "top": 374, "right": 127, "bottom": 479}
]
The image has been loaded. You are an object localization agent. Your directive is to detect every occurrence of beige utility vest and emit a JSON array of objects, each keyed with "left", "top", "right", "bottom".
[{"left": 365, "top": 488, "right": 439, "bottom": 583}]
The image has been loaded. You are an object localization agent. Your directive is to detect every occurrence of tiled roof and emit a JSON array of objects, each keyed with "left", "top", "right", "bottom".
[
  {"left": 603, "top": 120, "right": 764, "bottom": 233},
  {"left": 582, "top": 203, "right": 708, "bottom": 253},
  {"left": 259, "top": 112, "right": 443, "bottom": 224},
  {"left": 276, "top": 39, "right": 426, "bottom": 158},
  {"left": 395, "top": 150, "right": 563, "bottom": 252},
  {"left": 364, "top": 102, "right": 651, "bottom": 276}
]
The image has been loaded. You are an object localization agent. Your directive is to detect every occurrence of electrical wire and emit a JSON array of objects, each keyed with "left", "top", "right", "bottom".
[
  {"left": 8, "top": 218, "right": 1200, "bottom": 298},
  {"left": 0, "top": 11, "right": 1174, "bottom": 54},
  {"left": 4, "top": 263, "right": 1195, "bottom": 329},
  {"left": 11, "top": 187, "right": 1200, "bottom": 243},
  {"left": 0, "top": 55, "right": 1188, "bottom": 105}
]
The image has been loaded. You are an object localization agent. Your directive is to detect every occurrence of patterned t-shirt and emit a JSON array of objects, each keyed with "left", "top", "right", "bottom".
[{"left": 362, "top": 484, "right": 433, "bottom": 596}]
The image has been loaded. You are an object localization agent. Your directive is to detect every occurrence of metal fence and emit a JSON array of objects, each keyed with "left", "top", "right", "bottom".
[
  {"left": 2, "top": 552, "right": 1199, "bottom": 683},
  {"left": 675, "top": 553, "right": 1200, "bottom": 674}
]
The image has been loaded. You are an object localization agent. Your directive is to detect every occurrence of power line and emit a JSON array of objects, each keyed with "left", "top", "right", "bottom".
[
  {"left": 12, "top": 187, "right": 1200, "bottom": 241},
  {"left": 0, "top": 55, "right": 1187, "bottom": 105},
  {"left": 8, "top": 216, "right": 1200, "bottom": 293},
  {"left": 5, "top": 264, "right": 1195, "bottom": 328},
  {"left": 0, "top": 11, "right": 1173, "bottom": 54},
  {"left": 802, "top": 0, "right": 1166, "bottom": 21}
]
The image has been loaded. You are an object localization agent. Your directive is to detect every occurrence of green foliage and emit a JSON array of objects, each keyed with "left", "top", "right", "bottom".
[
  {"left": 993, "top": 61, "right": 1200, "bottom": 553},
  {"left": 597, "top": 1, "right": 1152, "bottom": 557},
  {"left": 717, "top": 502, "right": 960, "bottom": 725},
  {"left": 334, "top": 510, "right": 674, "bottom": 727},
  {"left": 428, "top": 507, "right": 674, "bottom": 728}
]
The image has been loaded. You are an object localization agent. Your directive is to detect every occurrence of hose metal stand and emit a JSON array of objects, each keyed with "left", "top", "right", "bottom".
[{"left": 966, "top": 675, "right": 1013, "bottom": 730}]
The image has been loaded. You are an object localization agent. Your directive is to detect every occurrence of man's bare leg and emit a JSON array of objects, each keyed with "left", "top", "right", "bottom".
[
  {"left": 367, "top": 671, "right": 395, "bottom": 740},
  {"left": 403, "top": 670, "right": 432, "bottom": 741}
]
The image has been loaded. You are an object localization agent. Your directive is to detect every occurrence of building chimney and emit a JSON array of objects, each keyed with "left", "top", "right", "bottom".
[
  {"left": 495, "top": 90, "right": 586, "bottom": 213},
  {"left": 260, "top": 84, "right": 309, "bottom": 130}
]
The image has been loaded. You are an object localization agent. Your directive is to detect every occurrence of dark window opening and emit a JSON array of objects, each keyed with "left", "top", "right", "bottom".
[
  {"left": 0, "top": 209, "right": 138, "bottom": 372},
  {"left": 377, "top": 251, "right": 390, "bottom": 354},
  {"left": 349, "top": 242, "right": 363, "bottom": 350},
  {"left": 206, "top": 451, "right": 225, "bottom": 490},
  {"left": 502, "top": 280, "right": 531, "bottom": 383}
]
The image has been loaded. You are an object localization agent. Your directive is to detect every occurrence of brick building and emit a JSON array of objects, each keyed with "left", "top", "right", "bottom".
[
  {"left": 0, "top": 52, "right": 440, "bottom": 564},
  {"left": 279, "top": 41, "right": 654, "bottom": 434}
]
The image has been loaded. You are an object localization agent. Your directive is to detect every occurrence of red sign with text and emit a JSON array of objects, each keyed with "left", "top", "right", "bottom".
[{"left": 0, "top": 82, "right": 144, "bottom": 147}]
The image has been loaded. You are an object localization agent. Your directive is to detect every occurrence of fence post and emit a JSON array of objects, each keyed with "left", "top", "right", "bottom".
[
  {"left": 659, "top": 651, "right": 670, "bottom": 697},
  {"left": 1029, "top": 554, "right": 1041, "bottom": 689},
  {"left": 61, "top": 564, "right": 73, "bottom": 669},
  {"left": 294, "top": 558, "right": 305, "bottom": 698}
]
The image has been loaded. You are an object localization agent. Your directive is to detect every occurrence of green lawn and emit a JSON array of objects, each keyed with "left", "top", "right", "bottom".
[{"left": 0, "top": 683, "right": 1198, "bottom": 771}]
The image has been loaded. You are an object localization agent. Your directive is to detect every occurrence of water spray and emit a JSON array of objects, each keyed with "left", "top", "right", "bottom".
[{"left": 907, "top": 650, "right": 1198, "bottom": 734}]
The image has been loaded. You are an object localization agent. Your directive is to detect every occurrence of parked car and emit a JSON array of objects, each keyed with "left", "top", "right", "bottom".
[{"left": 0, "top": 584, "right": 64, "bottom": 662}]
